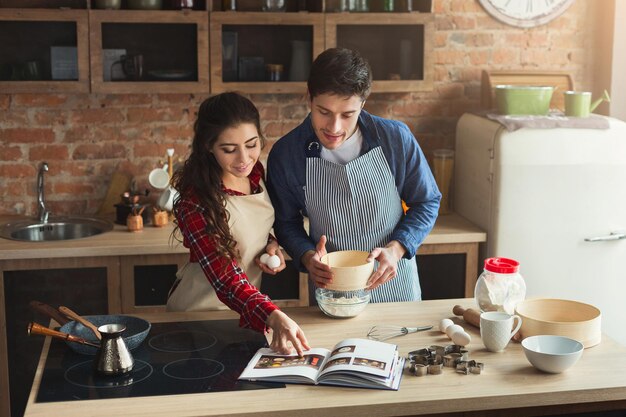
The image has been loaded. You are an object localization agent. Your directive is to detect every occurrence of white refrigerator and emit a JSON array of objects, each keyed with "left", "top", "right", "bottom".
[{"left": 454, "top": 113, "right": 626, "bottom": 346}]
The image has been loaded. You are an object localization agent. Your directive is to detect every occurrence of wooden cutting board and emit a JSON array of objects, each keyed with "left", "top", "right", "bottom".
[
  {"left": 481, "top": 70, "right": 574, "bottom": 111},
  {"left": 97, "top": 171, "right": 131, "bottom": 216}
]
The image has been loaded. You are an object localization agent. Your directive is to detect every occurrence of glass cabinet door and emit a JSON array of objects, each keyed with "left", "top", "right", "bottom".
[
  {"left": 210, "top": 11, "right": 324, "bottom": 94},
  {"left": 89, "top": 10, "right": 209, "bottom": 94},
  {"left": 325, "top": 12, "right": 433, "bottom": 92},
  {"left": 0, "top": 9, "right": 89, "bottom": 93}
]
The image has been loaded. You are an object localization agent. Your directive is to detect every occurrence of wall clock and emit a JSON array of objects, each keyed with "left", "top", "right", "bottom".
[{"left": 478, "top": 0, "right": 575, "bottom": 28}]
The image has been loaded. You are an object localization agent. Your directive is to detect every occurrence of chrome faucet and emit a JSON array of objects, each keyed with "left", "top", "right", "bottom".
[{"left": 37, "top": 162, "right": 50, "bottom": 223}]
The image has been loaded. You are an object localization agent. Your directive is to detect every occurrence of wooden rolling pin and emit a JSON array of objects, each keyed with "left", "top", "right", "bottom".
[{"left": 453, "top": 305, "right": 481, "bottom": 328}]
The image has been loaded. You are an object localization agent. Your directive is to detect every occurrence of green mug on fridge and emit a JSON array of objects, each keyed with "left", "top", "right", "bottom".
[{"left": 564, "top": 90, "right": 610, "bottom": 118}]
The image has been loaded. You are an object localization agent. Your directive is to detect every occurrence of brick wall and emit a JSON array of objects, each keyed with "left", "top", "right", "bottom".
[{"left": 0, "top": 0, "right": 595, "bottom": 216}]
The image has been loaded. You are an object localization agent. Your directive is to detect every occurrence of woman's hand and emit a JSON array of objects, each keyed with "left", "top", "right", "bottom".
[
  {"left": 255, "top": 240, "right": 287, "bottom": 275},
  {"left": 365, "top": 240, "right": 406, "bottom": 290},
  {"left": 266, "top": 310, "right": 310, "bottom": 356},
  {"left": 301, "top": 235, "right": 332, "bottom": 288}
]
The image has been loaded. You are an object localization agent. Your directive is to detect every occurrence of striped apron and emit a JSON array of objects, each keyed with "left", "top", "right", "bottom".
[{"left": 305, "top": 145, "right": 421, "bottom": 303}]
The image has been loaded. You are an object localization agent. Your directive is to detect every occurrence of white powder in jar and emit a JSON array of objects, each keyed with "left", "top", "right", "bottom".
[{"left": 476, "top": 271, "right": 526, "bottom": 315}]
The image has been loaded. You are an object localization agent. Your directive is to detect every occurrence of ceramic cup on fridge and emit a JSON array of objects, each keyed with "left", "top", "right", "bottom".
[
  {"left": 480, "top": 311, "right": 522, "bottom": 352},
  {"left": 564, "top": 91, "right": 592, "bottom": 118}
]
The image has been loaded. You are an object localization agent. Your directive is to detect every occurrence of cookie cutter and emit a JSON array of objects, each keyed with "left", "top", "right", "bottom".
[
  {"left": 443, "top": 353, "right": 463, "bottom": 368},
  {"left": 427, "top": 362, "right": 443, "bottom": 375},
  {"left": 455, "top": 360, "right": 484, "bottom": 375},
  {"left": 409, "top": 362, "right": 428, "bottom": 376},
  {"left": 408, "top": 344, "right": 482, "bottom": 376}
]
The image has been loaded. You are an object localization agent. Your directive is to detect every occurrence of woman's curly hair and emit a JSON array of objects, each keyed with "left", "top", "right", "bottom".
[{"left": 172, "top": 92, "right": 264, "bottom": 262}]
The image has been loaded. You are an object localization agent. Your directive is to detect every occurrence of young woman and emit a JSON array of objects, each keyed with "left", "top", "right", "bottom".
[{"left": 166, "top": 92, "right": 309, "bottom": 356}]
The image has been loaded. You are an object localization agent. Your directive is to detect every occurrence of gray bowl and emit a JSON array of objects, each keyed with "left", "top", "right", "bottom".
[{"left": 60, "top": 315, "right": 151, "bottom": 355}]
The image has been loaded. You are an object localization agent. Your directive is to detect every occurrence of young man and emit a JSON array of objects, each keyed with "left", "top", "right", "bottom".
[{"left": 267, "top": 48, "right": 441, "bottom": 303}]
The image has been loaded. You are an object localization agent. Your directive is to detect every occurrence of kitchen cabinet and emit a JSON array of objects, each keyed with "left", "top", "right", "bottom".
[
  {"left": 119, "top": 253, "right": 187, "bottom": 314},
  {"left": 325, "top": 10, "right": 434, "bottom": 92},
  {"left": 89, "top": 9, "right": 210, "bottom": 94},
  {"left": 2, "top": 0, "right": 433, "bottom": 94},
  {"left": 120, "top": 253, "right": 309, "bottom": 314},
  {"left": 209, "top": 11, "right": 325, "bottom": 94},
  {"left": 0, "top": 8, "right": 90, "bottom": 93},
  {"left": 0, "top": 257, "right": 119, "bottom": 417}
]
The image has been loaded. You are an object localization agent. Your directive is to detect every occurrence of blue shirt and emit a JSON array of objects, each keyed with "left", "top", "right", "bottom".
[{"left": 266, "top": 110, "right": 441, "bottom": 270}]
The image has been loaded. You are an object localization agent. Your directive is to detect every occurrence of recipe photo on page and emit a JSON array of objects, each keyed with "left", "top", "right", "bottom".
[{"left": 238, "top": 338, "right": 405, "bottom": 390}]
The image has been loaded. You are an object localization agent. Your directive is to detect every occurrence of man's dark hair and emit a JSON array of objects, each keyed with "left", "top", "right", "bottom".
[{"left": 307, "top": 47, "right": 372, "bottom": 101}]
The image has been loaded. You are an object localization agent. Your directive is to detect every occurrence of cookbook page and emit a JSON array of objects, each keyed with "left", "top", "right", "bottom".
[
  {"left": 318, "top": 338, "right": 397, "bottom": 378},
  {"left": 238, "top": 348, "right": 330, "bottom": 383}
]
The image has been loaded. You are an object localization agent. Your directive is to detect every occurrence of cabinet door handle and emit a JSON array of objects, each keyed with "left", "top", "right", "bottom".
[{"left": 584, "top": 231, "right": 626, "bottom": 242}]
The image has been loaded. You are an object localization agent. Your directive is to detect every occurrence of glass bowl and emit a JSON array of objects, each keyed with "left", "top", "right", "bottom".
[{"left": 315, "top": 288, "right": 370, "bottom": 318}]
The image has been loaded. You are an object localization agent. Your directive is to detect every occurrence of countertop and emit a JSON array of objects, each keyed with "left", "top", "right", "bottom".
[
  {"left": 24, "top": 298, "right": 626, "bottom": 417},
  {"left": 0, "top": 212, "right": 486, "bottom": 261}
]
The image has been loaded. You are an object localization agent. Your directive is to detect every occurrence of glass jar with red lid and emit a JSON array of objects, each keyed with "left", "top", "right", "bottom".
[{"left": 474, "top": 257, "right": 526, "bottom": 315}]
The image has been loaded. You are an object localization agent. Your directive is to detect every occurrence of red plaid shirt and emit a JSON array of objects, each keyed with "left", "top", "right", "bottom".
[{"left": 176, "top": 162, "right": 278, "bottom": 333}]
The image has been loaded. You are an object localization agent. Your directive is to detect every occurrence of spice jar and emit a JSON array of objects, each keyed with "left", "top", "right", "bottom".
[
  {"left": 474, "top": 257, "right": 526, "bottom": 315},
  {"left": 152, "top": 208, "right": 169, "bottom": 227},
  {"left": 127, "top": 206, "right": 145, "bottom": 232},
  {"left": 266, "top": 64, "right": 284, "bottom": 81}
]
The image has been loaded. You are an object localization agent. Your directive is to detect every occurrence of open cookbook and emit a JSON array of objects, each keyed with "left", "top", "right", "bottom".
[{"left": 238, "top": 338, "right": 404, "bottom": 390}]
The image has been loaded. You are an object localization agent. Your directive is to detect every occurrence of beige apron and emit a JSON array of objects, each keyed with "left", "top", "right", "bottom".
[{"left": 166, "top": 185, "right": 274, "bottom": 312}]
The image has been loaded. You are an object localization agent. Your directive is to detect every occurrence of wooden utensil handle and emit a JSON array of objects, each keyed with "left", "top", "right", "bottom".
[
  {"left": 58, "top": 306, "right": 102, "bottom": 340},
  {"left": 453, "top": 305, "right": 481, "bottom": 328},
  {"left": 27, "top": 322, "right": 100, "bottom": 347},
  {"left": 28, "top": 300, "right": 70, "bottom": 325}
]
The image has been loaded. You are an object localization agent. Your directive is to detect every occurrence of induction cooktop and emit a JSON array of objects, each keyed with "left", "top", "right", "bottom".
[{"left": 36, "top": 319, "right": 284, "bottom": 403}]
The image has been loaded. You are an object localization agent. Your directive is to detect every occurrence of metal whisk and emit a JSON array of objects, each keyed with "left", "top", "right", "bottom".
[{"left": 367, "top": 325, "right": 433, "bottom": 342}]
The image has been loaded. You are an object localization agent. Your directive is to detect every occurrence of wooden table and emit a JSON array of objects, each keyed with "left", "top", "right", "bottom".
[
  {"left": 0, "top": 213, "right": 485, "bottom": 417},
  {"left": 23, "top": 299, "right": 626, "bottom": 417}
]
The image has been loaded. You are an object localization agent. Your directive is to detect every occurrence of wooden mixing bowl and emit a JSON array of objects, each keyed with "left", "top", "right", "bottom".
[
  {"left": 515, "top": 298, "right": 601, "bottom": 348},
  {"left": 321, "top": 250, "right": 374, "bottom": 291}
]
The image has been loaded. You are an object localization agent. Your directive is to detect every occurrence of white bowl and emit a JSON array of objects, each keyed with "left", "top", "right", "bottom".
[
  {"left": 315, "top": 288, "right": 370, "bottom": 318},
  {"left": 521, "top": 335, "right": 583, "bottom": 373}
]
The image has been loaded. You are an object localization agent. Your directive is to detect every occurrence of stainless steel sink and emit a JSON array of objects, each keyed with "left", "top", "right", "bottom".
[{"left": 0, "top": 216, "right": 114, "bottom": 242}]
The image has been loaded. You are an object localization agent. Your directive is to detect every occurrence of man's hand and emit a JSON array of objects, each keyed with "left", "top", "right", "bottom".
[
  {"left": 365, "top": 240, "right": 406, "bottom": 290},
  {"left": 300, "top": 235, "right": 333, "bottom": 288}
]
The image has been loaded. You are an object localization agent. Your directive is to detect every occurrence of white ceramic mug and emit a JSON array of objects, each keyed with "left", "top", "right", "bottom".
[
  {"left": 157, "top": 186, "right": 178, "bottom": 212},
  {"left": 148, "top": 168, "right": 170, "bottom": 190},
  {"left": 480, "top": 311, "right": 522, "bottom": 352}
]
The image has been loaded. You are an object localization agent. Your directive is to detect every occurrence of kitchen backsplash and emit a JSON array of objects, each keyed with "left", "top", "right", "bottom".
[{"left": 0, "top": 0, "right": 595, "bottom": 216}]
